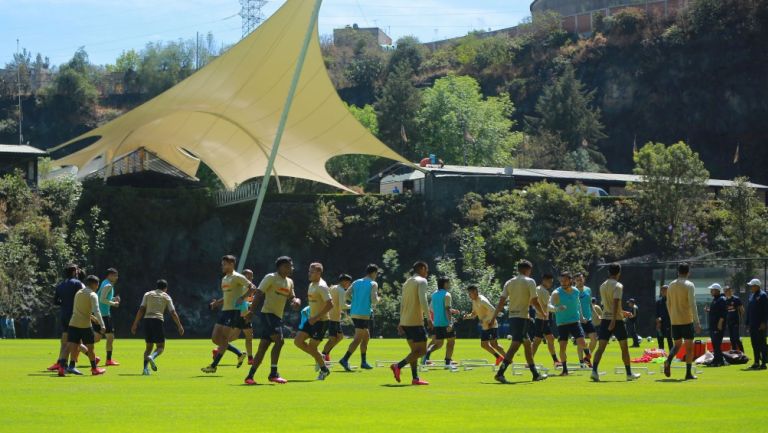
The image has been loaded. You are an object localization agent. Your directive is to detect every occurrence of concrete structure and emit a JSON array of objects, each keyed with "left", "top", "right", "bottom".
[
  {"left": 334, "top": 25, "right": 393, "bottom": 47},
  {"left": 531, "top": 0, "right": 690, "bottom": 34},
  {"left": 0, "top": 144, "right": 46, "bottom": 187}
]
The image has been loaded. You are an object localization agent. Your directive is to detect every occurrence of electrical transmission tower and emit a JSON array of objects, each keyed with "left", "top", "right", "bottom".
[{"left": 239, "top": 0, "right": 267, "bottom": 38}]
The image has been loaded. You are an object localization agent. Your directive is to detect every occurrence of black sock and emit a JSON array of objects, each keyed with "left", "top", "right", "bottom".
[
  {"left": 529, "top": 364, "right": 539, "bottom": 377},
  {"left": 397, "top": 358, "right": 408, "bottom": 369},
  {"left": 361, "top": 353, "right": 367, "bottom": 363},
  {"left": 592, "top": 360, "right": 600, "bottom": 373},
  {"left": 322, "top": 351, "right": 328, "bottom": 356},
  {"left": 90, "top": 359, "right": 97, "bottom": 369},
  {"left": 424, "top": 349, "right": 432, "bottom": 360},
  {"left": 445, "top": 358, "right": 451, "bottom": 365},
  {"left": 321, "top": 364, "right": 329, "bottom": 373},
  {"left": 411, "top": 365, "right": 418, "bottom": 379},
  {"left": 270, "top": 365, "right": 278, "bottom": 376},
  {"left": 625, "top": 365, "right": 632, "bottom": 375},
  {"left": 227, "top": 344, "right": 242, "bottom": 356},
  {"left": 497, "top": 359, "right": 510, "bottom": 375},
  {"left": 551, "top": 353, "right": 558, "bottom": 362},
  {"left": 58, "top": 358, "right": 66, "bottom": 367},
  {"left": 341, "top": 351, "right": 352, "bottom": 362},
  {"left": 68, "top": 360, "right": 75, "bottom": 369},
  {"left": 563, "top": 363, "right": 569, "bottom": 374},
  {"left": 584, "top": 348, "right": 591, "bottom": 357},
  {"left": 246, "top": 365, "right": 256, "bottom": 379},
  {"left": 107, "top": 351, "right": 112, "bottom": 361},
  {"left": 211, "top": 352, "right": 224, "bottom": 368},
  {"left": 144, "top": 358, "right": 149, "bottom": 368},
  {"left": 686, "top": 363, "right": 692, "bottom": 376}
]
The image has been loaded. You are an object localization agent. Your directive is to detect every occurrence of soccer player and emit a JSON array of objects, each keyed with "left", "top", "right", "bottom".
[
  {"left": 492, "top": 260, "right": 547, "bottom": 383},
  {"left": 97, "top": 268, "right": 121, "bottom": 366},
  {"left": 708, "top": 283, "right": 727, "bottom": 367},
  {"left": 464, "top": 285, "right": 505, "bottom": 365},
  {"left": 531, "top": 273, "right": 560, "bottom": 367},
  {"left": 322, "top": 274, "right": 352, "bottom": 362},
  {"left": 390, "top": 261, "right": 432, "bottom": 386},
  {"left": 746, "top": 279, "right": 767, "bottom": 370},
  {"left": 130, "top": 279, "right": 184, "bottom": 375},
  {"left": 724, "top": 285, "right": 745, "bottom": 352},
  {"left": 55, "top": 275, "right": 107, "bottom": 376},
  {"left": 549, "top": 271, "right": 589, "bottom": 376},
  {"left": 575, "top": 272, "right": 595, "bottom": 365},
  {"left": 201, "top": 255, "right": 255, "bottom": 374},
  {"left": 655, "top": 285, "right": 673, "bottom": 351},
  {"left": 339, "top": 264, "right": 380, "bottom": 371},
  {"left": 294, "top": 263, "right": 333, "bottom": 380},
  {"left": 49, "top": 264, "right": 84, "bottom": 372},
  {"left": 663, "top": 263, "right": 702, "bottom": 380},
  {"left": 244, "top": 256, "right": 298, "bottom": 385},
  {"left": 209, "top": 269, "right": 257, "bottom": 364},
  {"left": 589, "top": 263, "right": 640, "bottom": 382},
  {"left": 422, "top": 277, "right": 458, "bottom": 369}
]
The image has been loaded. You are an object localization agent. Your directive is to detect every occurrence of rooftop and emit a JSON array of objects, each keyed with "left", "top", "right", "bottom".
[{"left": 0, "top": 144, "right": 47, "bottom": 156}]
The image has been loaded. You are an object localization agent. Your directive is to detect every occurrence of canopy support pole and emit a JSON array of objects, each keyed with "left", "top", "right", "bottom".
[{"left": 238, "top": 0, "right": 322, "bottom": 271}]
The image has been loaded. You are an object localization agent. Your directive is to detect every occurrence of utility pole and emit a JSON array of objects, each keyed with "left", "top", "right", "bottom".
[
  {"left": 239, "top": 0, "right": 268, "bottom": 39},
  {"left": 196, "top": 31, "right": 200, "bottom": 70},
  {"left": 17, "top": 38, "right": 23, "bottom": 145}
]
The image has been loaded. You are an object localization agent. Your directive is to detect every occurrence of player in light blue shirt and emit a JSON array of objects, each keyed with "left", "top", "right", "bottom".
[
  {"left": 422, "top": 277, "right": 457, "bottom": 369},
  {"left": 575, "top": 272, "right": 596, "bottom": 364},
  {"left": 549, "top": 271, "right": 589, "bottom": 375}
]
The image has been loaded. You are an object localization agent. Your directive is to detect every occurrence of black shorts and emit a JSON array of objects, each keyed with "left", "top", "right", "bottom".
[
  {"left": 259, "top": 313, "right": 283, "bottom": 339},
  {"left": 582, "top": 321, "right": 597, "bottom": 334},
  {"left": 91, "top": 322, "right": 102, "bottom": 333},
  {"left": 327, "top": 321, "right": 342, "bottom": 336},
  {"left": 433, "top": 326, "right": 456, "bottom": 339},
  {"left": 402, "top": 325, "right": 427, "bottom": 342},
  {"left": 352, "top": 318, "right": 370, "bottom": 330},
  {"left": 216, "top": 310, "right": 239, "bottom": 328},
  {"left": 143, "top": 318, "right": 165, "bottom": 343},
  {"left": 299, "top": 320, "right": 328, "bottom": 341},
  {"left": 598, "top": 319, "right": 629, "bottom": 341},
  {"left": 67, "top": 326, "right": 95, "bottom": 345},
  {"left": 101, "top": 316, "right": 114, "bottom": 333},
  {"left": 233, "top": 314, "right": 250, "bottom": 330},
  {"left": 557, "top": 322, "right": 585, "bottom": 342},
  {"left": 480, "top": 328, "right": 499, "bottom": 341},
  {"left": 533, "top": 318, "right": 553, "bottom": 339},
  {"left": 60, "top": 315, "right": 72, "bottom": 331},
  {"left": 672, "top": 323, "right": 695, "bottom": 340},
  {"left": 509, "top": 318, "right": 531, "bottom": 342}
]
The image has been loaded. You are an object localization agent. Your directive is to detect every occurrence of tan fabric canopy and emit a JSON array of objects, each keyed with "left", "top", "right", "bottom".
[{"left": 49, "top": 0, "right": 406, "bottom": 191}]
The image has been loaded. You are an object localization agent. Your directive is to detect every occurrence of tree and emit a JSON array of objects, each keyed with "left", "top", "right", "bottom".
[
  {"left": 530, "top": 64, "right": 607, "bottom": 170},
  {"left": 376, "top": 63, "right": 422, "bottom": 158},
  {"left": 630, "top": 141, "right": 710, "bottom": 258},
  {"left": 721, "top": 177, "right": 768, "bottom": 257},
  {"left": 38, "top": 66, "right": 99, "bottom": 143},
  {"left": 387, "top": 36, "right": 425, "bottom": 75},
  {"left": 416, "top": 74, "right": 520, "bottom": 166}
]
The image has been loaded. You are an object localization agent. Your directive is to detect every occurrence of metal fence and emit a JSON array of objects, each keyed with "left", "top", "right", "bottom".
[{"left": 214, "top": 182, "right": 261, "bottom": 207}]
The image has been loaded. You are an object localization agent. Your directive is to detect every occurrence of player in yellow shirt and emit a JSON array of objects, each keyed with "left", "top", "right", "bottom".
[
  {"left": 322, "top": 274, "right": 352, "bottom": 362},
  {"left": 663, "top": 263, "right": 702, "bottom": 380},
  {"left": 390, "top": 261, "right": 433, "bottom": 386},
  {"left": 130, "top": 279, "right": 184, "bottom": 375},
  {"left": 210, "top": 269, "right": 257, "bottom": 365},
  {"left": 294, "top": 263, "right": 334, "bottom": 380},
  {"left": 245, "top": 256, "right": 299, "bottom": 385},
  {"left": 58, "top": 275, "right": 107, "bottom": 376},
  {"left": 464, "top": 285, "right": 505, "bottom": 365}
]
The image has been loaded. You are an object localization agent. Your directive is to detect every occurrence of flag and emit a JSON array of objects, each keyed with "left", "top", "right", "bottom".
[
  {"left": 733, "top": 143, "right": 740, "bottom": 164},
  {"left": 400, "top": 123, "right": 408, "bottom": 144}
]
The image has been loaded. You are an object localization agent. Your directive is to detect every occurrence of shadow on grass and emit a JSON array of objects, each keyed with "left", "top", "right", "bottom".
[
  {"left": 480, "top": 381, "right": 533, "bottom": 386},
  {"left": 191, "top": 375, "right": 223, "bottom": 378},
  {"left": 28, "top": 373, "right": 57, "bottom": 377},
  {"left": 654, "top": 378, "right": 687, "bottom": 383},
  {"left": 380, "top": 384, "right": 410, "bottom": 388},
  {"left": 285, "top": 379, "right": 315, "bottom": 383},
  {"left": 118, "top": 374, "right": 148, "bottom": 377}
]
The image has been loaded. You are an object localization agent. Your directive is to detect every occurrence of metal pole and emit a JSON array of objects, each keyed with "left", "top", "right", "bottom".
[
  {"left": 237, "top": 0, "right": 322, "bottom": 271},
  {"left": 17, "top": 38, "right": 23, "bottom": 145}
]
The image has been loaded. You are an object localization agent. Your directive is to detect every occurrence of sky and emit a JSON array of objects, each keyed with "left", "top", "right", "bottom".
[{"left": 0, "top": 0, "right": 533, "bottom": 66}]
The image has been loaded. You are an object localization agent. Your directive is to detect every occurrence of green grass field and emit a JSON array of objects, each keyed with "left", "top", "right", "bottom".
[{"left": 1, "top": 338, "right": 766, "bottom": 432}]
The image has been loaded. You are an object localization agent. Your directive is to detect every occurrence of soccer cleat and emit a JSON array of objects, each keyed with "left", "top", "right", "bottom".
[
  {"left": 663, "top": 361, "right": 671, "bottom": 378},
  {"left": 201, "top": 365, "right": 217, "bottom": 374},
  {"left": 244, "top": 378, "right": 257, "bottom": 385},
  {"left": 627, "top": 373, "right": 641, "bottom": 381},
  {"left": 760, "top": 365, "right": 768, "bottom": 370},
  {"left": 494, "top": 374, "right": 509, "bottom": 384},
  {"left": 317, "top": 370, "right": 330, "bottom": 381},
  {"left": 390, "top": 364, "right": 401, "bottom": 383},
  {"left": 748, "top": 364, "right": 760, "bottom": 370},
  {"left": 533, "top": 373, "right": 548, "bottom": 382},
  {"left": 360, "top": 362, "right": 373, "bottom": 370},
  {"left": 67, "top": 367, "right": 83, "bottom": 376},
  {"left": 323, "top": 354, "right": 331, "bottom": 362},
  {"left": 237, "top": 353, "right": 247, "bottom": 368},
  {"left": 91, "top": 367, "right": 106, "bottom": 376},
  {"left": 47, "top": 363, "right": 61, "bottom": 371},
  {"left": 684, "top": 374, "right": 698, "bottom": 381},
  {"left": 57, "top": 366, "right": 66, "bottom": 377},
  {"left": 339, "top": 359, "right": 353, "bottom": 372},
  {"left": 148, "top": 357, "right": 157, "bottom": 372},
  {"left": 142, "top": 368, "right": 150, "bottom": 376},
  {"left": 411, "top": 378, "right": 429, "bottom": 385},
  {"left": 590, "top": 371, "right": 601, "bottom": 382},
  {"left": 495, "top": 356, "right": 504, "bottom": 366},
  {"left": 444, "top": 364, "right": 458, "bottom": 372},
  {"left": 105, "top": 360, "right": 120, "bottom": 366},
  {"left": 559, "top": 370, "right": 570, "bottom": 376},
  {"left": 554, "top": 361, "right": 563, "bottom": 368},
  {"left": 268, "top": 375, "right": 288, "bottom": 384}
]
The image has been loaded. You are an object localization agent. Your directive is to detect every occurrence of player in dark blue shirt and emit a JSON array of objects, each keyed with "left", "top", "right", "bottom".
[
  {"left": 746, "top": 279, "right": 768, "bottom": 370},
  {"left": 655, "top": 285, "right": 672, "bottom": 351},
  {"left": 48, "top": 264, "right": 84, "bottom": 372},
  {"left": 724, "top": 286, "right": 745, "bottom": 352},
  {"left": 707, "top": 284, "right": 727, "bottom": 366}
]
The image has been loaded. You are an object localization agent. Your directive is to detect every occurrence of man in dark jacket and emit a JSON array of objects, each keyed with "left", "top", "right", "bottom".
[
  {"left": 724, "top": 286, "right": 745, "bottom": 352},
  {"left": 708, "top": 284, "right": 727, "bottom": 366},
  {"left": 656, "top": 285, "right": 672, "bottom": 351},
  {"left": 746, "top": 279, "right": 768, "bottom": 370}
]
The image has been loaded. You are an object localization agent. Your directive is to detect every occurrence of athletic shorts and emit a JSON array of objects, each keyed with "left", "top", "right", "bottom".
[
  {"left": 581, "top": 321, "right": 597, "bottom": 334},
  {"left": 533, "top": 318, "right": 553, "bottom": 339},
  {"left": 101, "top": 316, "right": 114, "bottom": 333},
  {"left": 480, "top": 328, "right": 499, "bottom": 342},
  {"left": 433, "top": 326, "right": 456, "bottom": 339},
  {"left": 91, "top": 322, "right": 102, "bottom": 333},
  {"left": 509, "top": 317, "right": 530, "bottom": 343},
  {"left": 557, "top": 322, "right": 585, "bottom": 342},
  {"left": 327, "top": 321, "right": 342, "bottom": 336},
  {"left": 233, "top": 314, "right": 250, "bottom": 330},
  {"left": 598, "top": 319, "right": 628, "bottom": 341},
  {"left": 672, "top": 323, "right": 695, "bottom": 340},
  {"left": 67, "top": 326, "right": 95, "bottom": 345},
  {"left": 217, "top": 310, "right": 239, "bottom": 328},
  {"left": 402, "top": 325, "right": 427, "bottom": 342},
  {"left": 143, "top": 318, "right": 165, "bottom": 343},
  {"left": 299, "top": 320, "right": 328, "bottom": 341},
  {"left": 259, "top": 313, "right": 283, "bottom": 339},
  {"left": 352, "top": 318, "right": 370, "bottom": 330},
  {"left": 60, "top": 314, "right": 72, "bottom": 331}
]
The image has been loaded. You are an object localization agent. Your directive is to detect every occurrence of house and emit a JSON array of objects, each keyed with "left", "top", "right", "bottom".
[{"left": 0, "top": 144, "right": 46, "bottom": 187}]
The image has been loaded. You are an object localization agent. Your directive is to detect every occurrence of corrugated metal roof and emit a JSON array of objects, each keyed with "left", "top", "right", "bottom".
[{"left": 0, "top": 144, "right": 47, "bottom": 155}]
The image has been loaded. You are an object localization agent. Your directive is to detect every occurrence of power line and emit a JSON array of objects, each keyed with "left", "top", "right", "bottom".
[{"left": 239, "top": 0, "right": 268, "bottom": 38}]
